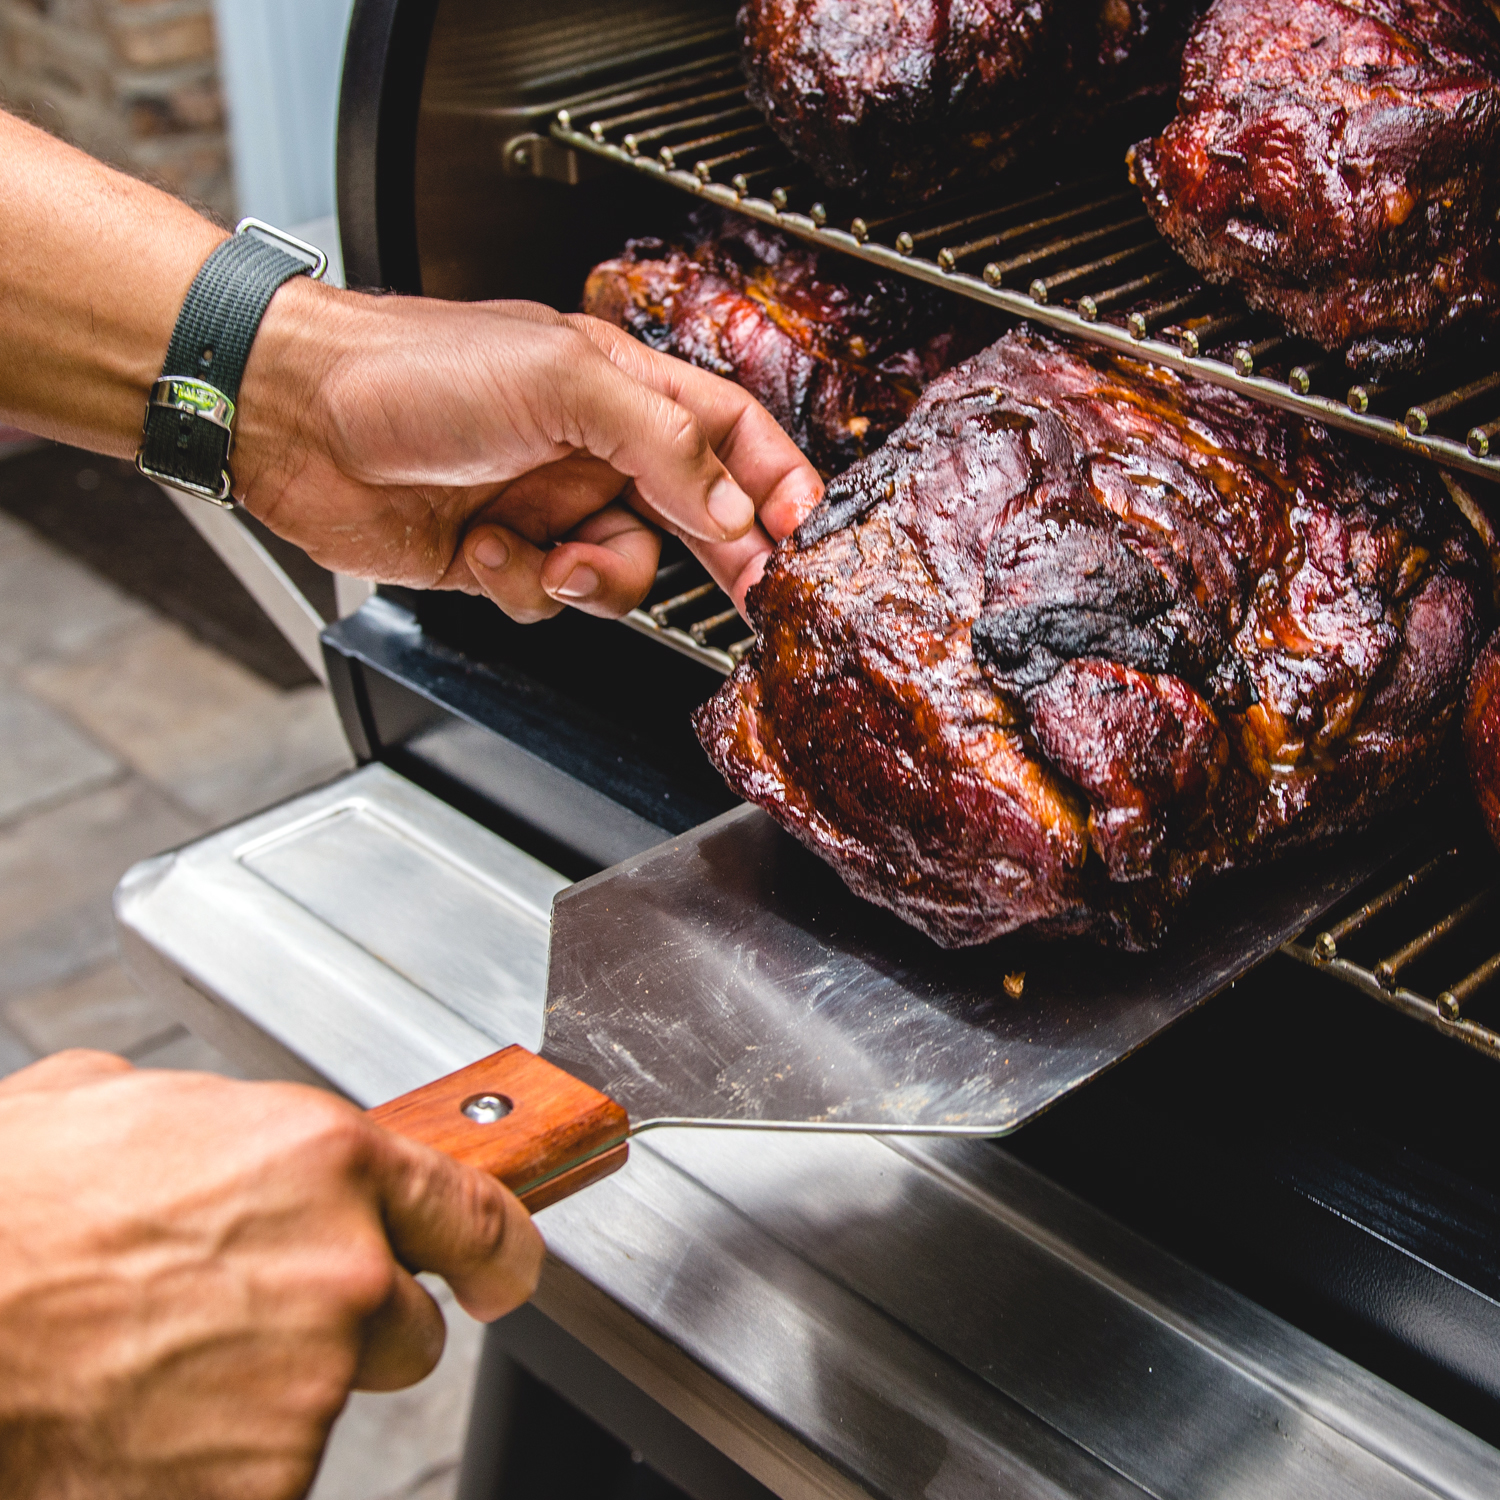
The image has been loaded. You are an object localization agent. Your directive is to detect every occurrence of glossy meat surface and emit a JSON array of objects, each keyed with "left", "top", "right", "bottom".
[
  {"left": 738, "top": 0, "right": 1195, "bottom": 201},
  {"left": 1134, "top": 0, "right": 1500, "bottom": 375},
  {"left": 1468, "top": 631, "right": 1500, "bottom": 852},
  {"left": 696, "top": 330, "right": 1488, "bottom": 948},
  {"left": 582, "top": 214, "right": 990, "bottom": 471}
]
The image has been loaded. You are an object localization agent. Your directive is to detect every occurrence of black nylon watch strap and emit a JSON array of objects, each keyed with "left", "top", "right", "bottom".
[{"left": 137, "top": 231, "right": 314, "bottom": 503}]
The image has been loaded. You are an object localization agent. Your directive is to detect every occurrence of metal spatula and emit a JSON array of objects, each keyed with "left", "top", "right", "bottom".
[{"left": 370, "top": 802, "right": 1405, "bottom": 1210}]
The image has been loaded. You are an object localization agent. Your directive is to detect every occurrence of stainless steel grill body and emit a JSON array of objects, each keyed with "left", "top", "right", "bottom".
[{"left": 318, "top": 2, "right": 1500, "bottom": 1490}]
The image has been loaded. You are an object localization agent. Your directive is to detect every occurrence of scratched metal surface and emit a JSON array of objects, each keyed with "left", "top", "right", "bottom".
[{"left": 542, "top": 803, "right": 1410, "bottom": 1134}]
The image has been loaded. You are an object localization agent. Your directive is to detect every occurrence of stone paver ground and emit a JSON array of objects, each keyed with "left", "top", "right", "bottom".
[{"left": 0, "top": 499, "right": 483, "bottom": 1500}]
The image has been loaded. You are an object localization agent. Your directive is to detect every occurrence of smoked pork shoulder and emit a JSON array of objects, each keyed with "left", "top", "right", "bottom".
[
  {"left": 738, "top": 0, "right": 1197, "bottom": 202},
  {"left": 1133, "top": 0, "right": 1500, "bottom": 376},
  {"left": 695, "top": 330, "right": 1489, "bottom": 949},
  {"left": 581, "top": 215, "right": 993, "bottom": 472},
  {"left": 1468, "top": 630, "right": 1500, "bottom": 852}
]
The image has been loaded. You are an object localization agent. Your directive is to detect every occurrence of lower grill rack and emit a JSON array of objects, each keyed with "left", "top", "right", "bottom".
[
  {"left": 625, "top": 550, "right": 750, "bottom": 673},
  {"left": 548, "top": 48, "right": 1500, "bottom": 485},
  {"left": 1284, "top": 837, "right": 1500, "bottom": 1060}
]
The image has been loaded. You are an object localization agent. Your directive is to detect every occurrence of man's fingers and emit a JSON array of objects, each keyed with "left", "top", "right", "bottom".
[
  {"left": 352, "top": 1268, "right": 446, "bottom": 1392},
  {"left": 463, "top": 525, "right": 564, "bottom": 623},
  {"left": 551, "top": 332, "right": 758, "bottom": 545},
  {"left": 0, "top": 1049, "right": 134, "bottom": 1096},
  {"left": 684, "top": 523, "right": 777, "bottom": 618},
  {"left": 539, "top": 503, "right": 662, "bottom": 618},
  {"left": 367, "top": 1127, "right": 545, "bottom": 1324},
  {"left": 569, "top": 315, "right": 823, "bottom": 538}
]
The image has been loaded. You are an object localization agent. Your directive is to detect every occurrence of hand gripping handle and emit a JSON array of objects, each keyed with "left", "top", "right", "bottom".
[{"left": 368, "top": 1046, "right": 629, "bottom": 1211}]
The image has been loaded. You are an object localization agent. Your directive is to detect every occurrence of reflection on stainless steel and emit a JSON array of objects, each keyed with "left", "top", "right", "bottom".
[
  {"left": 540, "top": 802, "right": 1415, "bottom": 1133},
  {"left": 1286, "top": 834, "right": 1500, "bottom": 1058},
  {"left": 116, "top": 761, "right": 1500, "bottom": 1500},
  {"left": 114, "top": 764, "right": 562, "bottom": 1097}
]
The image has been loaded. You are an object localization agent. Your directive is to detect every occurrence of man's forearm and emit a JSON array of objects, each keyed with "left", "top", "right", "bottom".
[{"left": 0, "top": 111, "right": 225, "bottom": 454}]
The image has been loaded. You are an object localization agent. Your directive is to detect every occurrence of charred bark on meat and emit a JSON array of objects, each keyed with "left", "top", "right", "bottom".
[
  {"left": 1134, "top": 0, "right": 1500, "bottom": 376},
  {"left": 696, "top": 330, "right": 1489, "bottom": 949},
  {"left": 738, "top": 0, "right": 1199, "bottom": 203},
  {"left": 581, "top": 213, "right": 995, "bottom": 472}
]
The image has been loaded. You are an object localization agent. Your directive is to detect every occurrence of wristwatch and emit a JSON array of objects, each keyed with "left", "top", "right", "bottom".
[{"left": 136, "top": 217, "right": 328, "bottom": 507}]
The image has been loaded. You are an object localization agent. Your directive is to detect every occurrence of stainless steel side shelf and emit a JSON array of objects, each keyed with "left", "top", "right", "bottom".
[{"left": 115, "top": 764, "right": 1500, "bottom": 1499}]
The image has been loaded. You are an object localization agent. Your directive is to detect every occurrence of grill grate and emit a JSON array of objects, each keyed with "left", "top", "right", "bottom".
[
  {"left": 551, "top": 53, "right": 1500, "bottom": 485},
  {"left": 625, "top": 552, "right": 752, "bottom": 673},
  {"left": 1283, "top": 837, "right": 1500, "bottom": 1061}
]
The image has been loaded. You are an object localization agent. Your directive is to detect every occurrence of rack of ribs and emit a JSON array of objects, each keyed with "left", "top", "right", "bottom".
[
  {"left": 695, "top": 329, "right": 1489, "bottom": 949},
  {"left": 1133, "top": 0, "right": 1500, "bottom": 376},
  {"left": 738, "top": 0, "right": 1198, "bottom": 202},
  {"left": 581, "top": 213, "right": 994, "bottom": 472}
]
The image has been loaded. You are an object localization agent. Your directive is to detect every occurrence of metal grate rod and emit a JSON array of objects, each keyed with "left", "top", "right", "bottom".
[
  {"left": 936, "top": 191, "right": 1136, "bottom": 270},
  {"left": 1288, "top": 358, "right": 1330, "bottom": 395},
  {"left": 1029, "top": 240, "right": 1162, "bottom": 304},
  {"left": 1233, "top": 336, "right": 1288, "bottom": 377},
  {"left": 1469, "top": 416, "right": 1500, "bottom": 457},
  {"left": 1128, "top": 288, "right": 1215, "bottom": 340},
  {"left": 905, "top": 179, "right": 1110, "bottom": 251},
  {"left": 1439, "top": 950, "right": 1500, "bottom": 1017},
  {"left": 1311, "top": 848, "right": 1460, "bottom": 959},
  {"left": 1077, "top": 266, "right": 1183, "bottom": 321},
  {"left": 694, "top": 141, "right": 775, "bottom": 179},
  {"left": 650, "top": 580, "right": 716, "bottom": 624},
  {"left": 560, "top": 59, "right": 741, "bottom": 126},
  {"left": 1372, "top": 888, "right": 1497, "bottom": 990},
  {"left": 690, "top": 606, "right": 741, "bottom": 644},
  {"left": 624, "top": 103, "right": 758, "bottom": 154},
  {"left": 982, "top": 215, "right": 1149, "bottom": 286},
  {"left": 661, "top": 122, "right": 769, "bottom": 168},
  {"left": 1179, "top": 312, "right": 1250, "bottom": 359},
  {"left": 592, "top": 82, "right": 747, "bottom": 140},
  {"left": 1405, "top": 372, "right": 1500, "bottom": 436},
  {"left": 1347, "top": 382, "right": 1394, "bottom": 415}
]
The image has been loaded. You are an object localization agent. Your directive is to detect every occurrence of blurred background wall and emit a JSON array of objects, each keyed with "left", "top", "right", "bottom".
[
  {"left": 0, "top": 0, "right": 234, "bottom": 217},
  {"left": 210, "top": 0, "right": 354, "bottom": 226},
  {"left": 0, "top": 0, "right": 354, "bottom": 228}
]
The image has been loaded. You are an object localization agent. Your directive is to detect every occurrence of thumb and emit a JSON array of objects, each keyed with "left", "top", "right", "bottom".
[{"left": 0, "top": 1049, "right": 135, "bottom": 1096}]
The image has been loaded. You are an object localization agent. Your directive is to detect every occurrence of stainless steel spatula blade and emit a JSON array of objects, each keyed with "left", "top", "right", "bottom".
[
  {"left": 372, "top": 800, "right": 1408, "bottom": 1208},
  {"left": 537, "top": 802, "right": 1402, "bottom": 1136}
]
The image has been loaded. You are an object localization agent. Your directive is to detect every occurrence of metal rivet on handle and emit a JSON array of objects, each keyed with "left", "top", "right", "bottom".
[{"left": 462, "top": 1093, "right": 513, "bottom": 1124}]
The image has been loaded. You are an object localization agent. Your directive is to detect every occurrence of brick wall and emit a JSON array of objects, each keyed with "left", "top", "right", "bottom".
[{"left": 0, "top": 1, "right": 233, "bottom": 219}]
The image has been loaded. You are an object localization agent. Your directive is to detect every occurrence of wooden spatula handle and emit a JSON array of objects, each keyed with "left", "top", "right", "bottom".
[{"left": 368, "top": 1046, "right": 629, "bottom": 1211}]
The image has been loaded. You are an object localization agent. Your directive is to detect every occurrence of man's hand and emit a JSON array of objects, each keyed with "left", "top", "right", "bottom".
[
  {"left": 234, "top": 286, "right": 824, "bottom": 620},
  {"left": 0, "top": 1051, "right": 543, "bottom": 1500},
  {"left": 0, "top": 109, "right": 823, "bottom": 626}
]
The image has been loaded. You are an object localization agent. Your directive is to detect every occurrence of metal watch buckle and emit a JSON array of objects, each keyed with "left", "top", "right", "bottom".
[
  {"left": 135, "top": 376, "right": 236, "bottom": 507},
  {"left": 235, "top": 216, "right": 329, "bottom": 281}
]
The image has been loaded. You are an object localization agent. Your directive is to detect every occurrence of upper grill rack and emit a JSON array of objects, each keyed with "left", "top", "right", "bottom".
[{"left": 551, "top": 50, "right": 1500, "bottom": 485}]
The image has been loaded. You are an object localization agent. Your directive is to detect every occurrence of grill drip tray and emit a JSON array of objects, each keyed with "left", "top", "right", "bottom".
[{"left": 547, "top": 44, "right": 1500, "bottom": 485}]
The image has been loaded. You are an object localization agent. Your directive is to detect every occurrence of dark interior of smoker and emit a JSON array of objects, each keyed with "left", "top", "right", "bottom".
[{"left": 334, "top": 0, "right": 1500, "bottom": 1461}]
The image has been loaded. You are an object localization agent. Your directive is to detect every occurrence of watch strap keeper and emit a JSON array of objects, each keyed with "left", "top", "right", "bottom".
[{"left": 137, "top": 226, "right": 320, "bottom": 504}]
